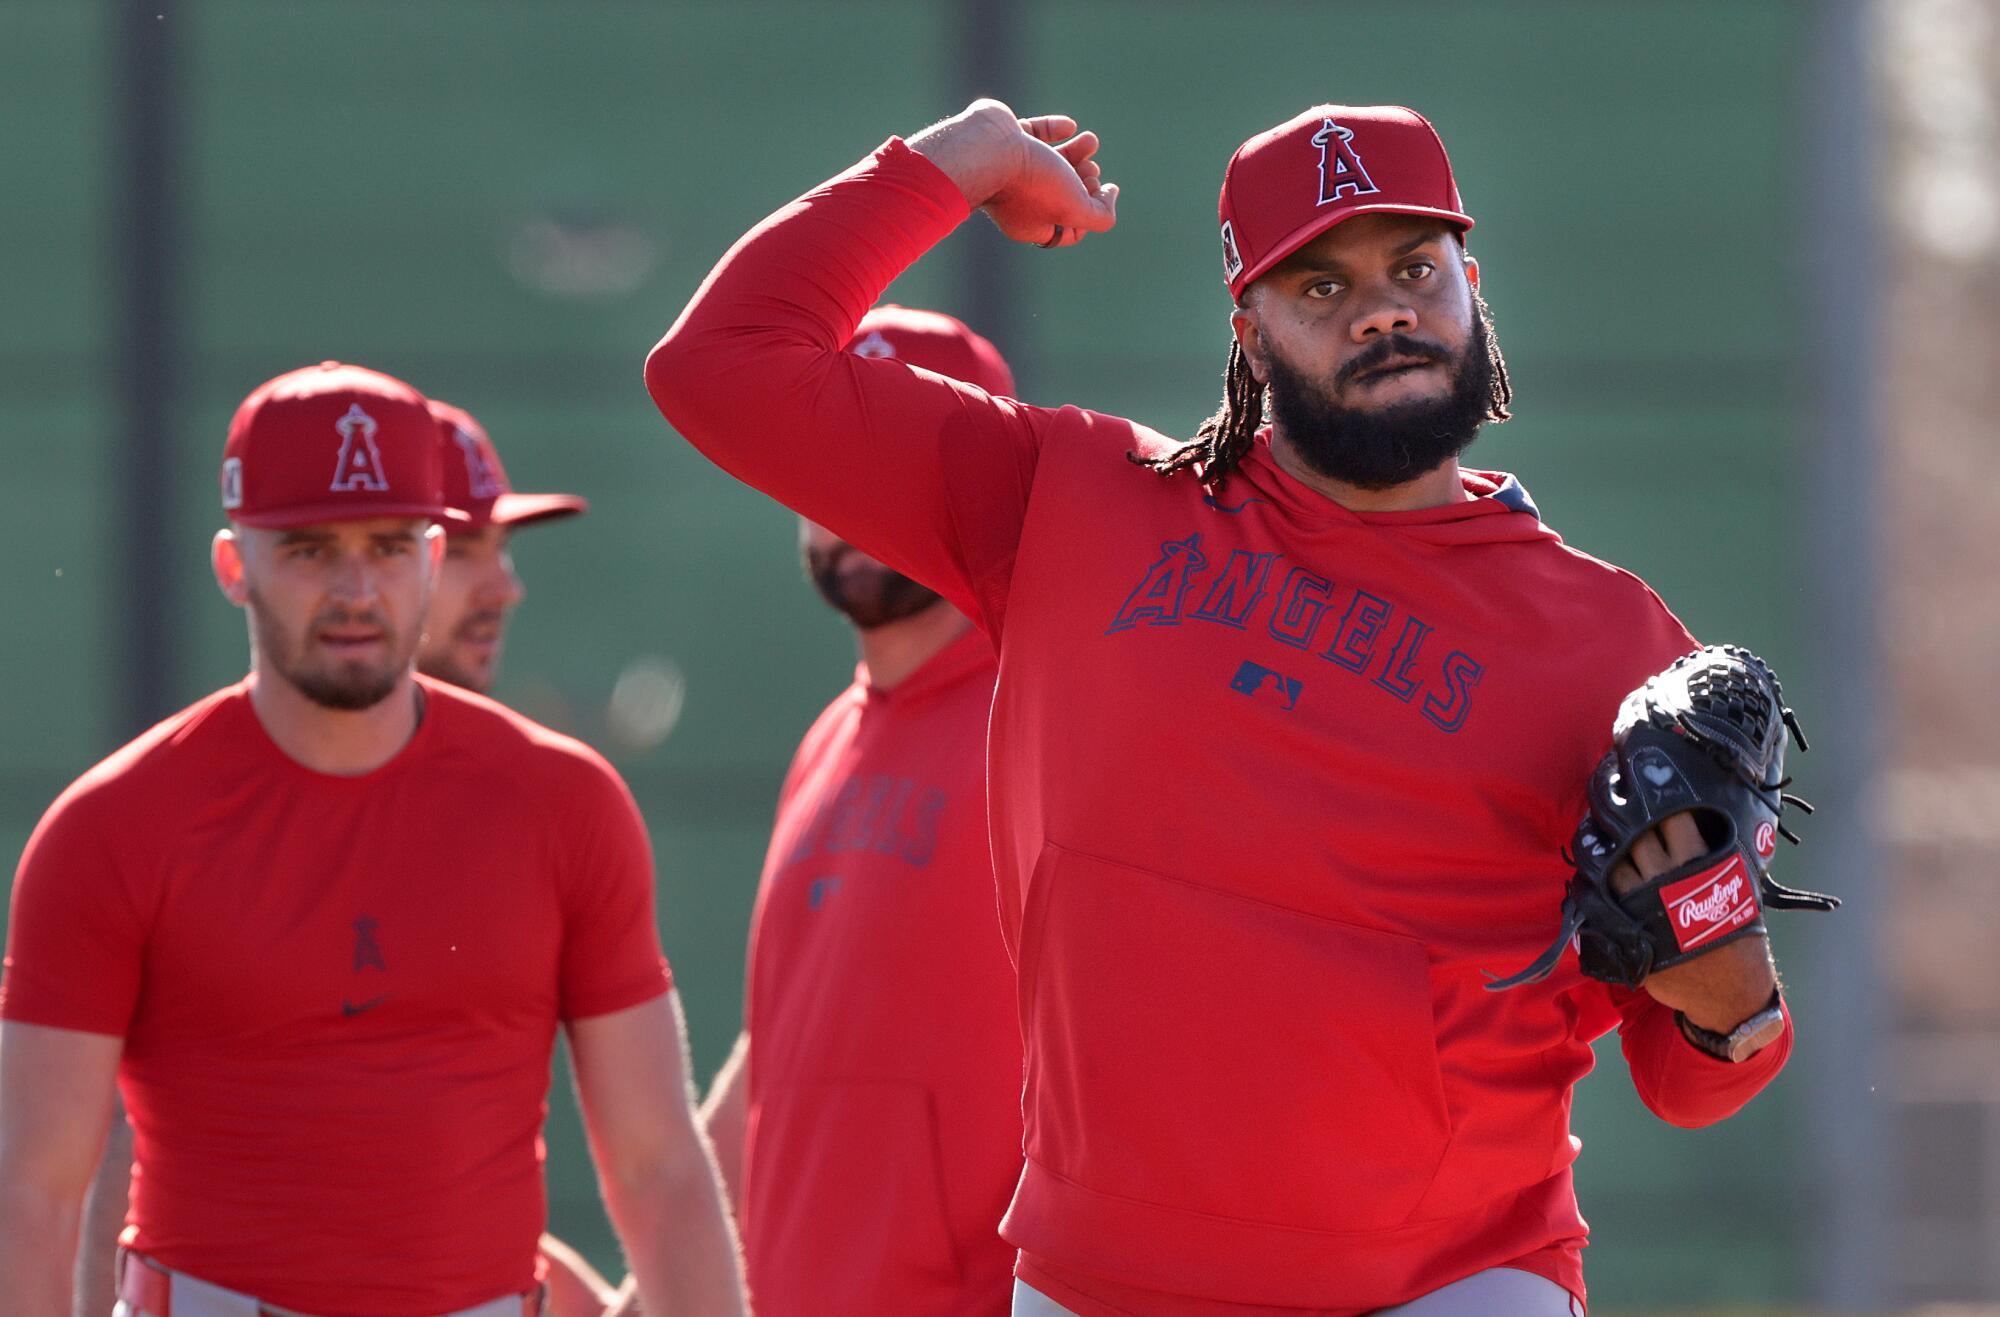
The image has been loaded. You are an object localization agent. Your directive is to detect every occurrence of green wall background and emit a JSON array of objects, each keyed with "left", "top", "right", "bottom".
[{"left": 0, "top": 2, "right": 1830, "bottom": 1307}]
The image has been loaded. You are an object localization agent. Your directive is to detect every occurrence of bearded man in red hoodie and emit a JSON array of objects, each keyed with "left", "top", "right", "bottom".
[{"left": 646, "top": 101, "right": 1804, "bottom": 1317}]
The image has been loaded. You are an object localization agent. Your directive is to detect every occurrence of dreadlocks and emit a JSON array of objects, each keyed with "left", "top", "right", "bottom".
[{"left": 1131, "top": 285, "right": 1515, "bottom": 489}]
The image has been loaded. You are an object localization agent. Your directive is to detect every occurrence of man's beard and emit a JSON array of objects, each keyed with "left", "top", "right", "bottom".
[
  {"left": 1265, "top": 308, "right": 1496, "bottom": 491},
  {"left": 250, "top": 589, "right": 411, "bottom": 711},
  {"left": 805, "top": 544, "right": 944, "bottom": 630}
]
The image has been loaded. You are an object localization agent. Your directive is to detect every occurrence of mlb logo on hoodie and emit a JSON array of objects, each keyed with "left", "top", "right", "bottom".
[{"left": 1230, "top": 660, "right": 1302, "bottom": 711}]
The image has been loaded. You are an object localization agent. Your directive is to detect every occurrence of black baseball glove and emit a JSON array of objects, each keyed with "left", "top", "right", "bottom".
[{"left": 1487, "top": 645, "right": 1839, "bottom": 992}]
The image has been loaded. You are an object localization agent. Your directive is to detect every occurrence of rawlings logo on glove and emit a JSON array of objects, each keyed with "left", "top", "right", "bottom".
[
  {"left": 1487, "top": 645, "right": 1839, "bottom": 992},
  {"left": 1663, "top": 857, "right": 1754, "bottom": 950}
]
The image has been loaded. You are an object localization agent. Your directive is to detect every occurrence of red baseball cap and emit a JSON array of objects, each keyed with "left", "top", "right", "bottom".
[
  {"left": 1218, "top": 105, "right": 1473, "bottom": 300},
  {"left": 428, "top": 400, "right": 588, "bottom": 532},
  {"left": 845, "top": 304, "right": 1016, "bottom": 397},
  {"left": 221, "top": 361, "right": 464, "bottom": 529}
]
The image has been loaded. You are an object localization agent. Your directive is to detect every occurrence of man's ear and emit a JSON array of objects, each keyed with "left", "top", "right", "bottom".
[
  {"left": 1230, "top": 305, "right": 1268, "bottom": 385},
  {"left": 212, "top": 528, "right": 249, "bottom": 607},
  {"left": 1464, "top": 253, "right": 1480, "bottom": 292}
]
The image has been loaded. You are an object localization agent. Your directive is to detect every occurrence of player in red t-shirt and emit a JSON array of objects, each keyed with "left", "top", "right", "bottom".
[
  {"left": 646, "top": 104, "right": 1814, "bottom": 1316},
  {"left": 685, "top": 306, "right": 1025, "bottom": 1316},
  {"left": 0, "top": 362, "right": 747, "bottom": 1317},
  {"left": 68, "top": 396, "right": 625, "bottom": 1317}
]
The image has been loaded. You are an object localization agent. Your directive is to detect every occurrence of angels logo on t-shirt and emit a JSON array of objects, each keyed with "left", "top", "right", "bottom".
[{"left": 1661, "top": 854, "right": 1759, "bottom": 953}]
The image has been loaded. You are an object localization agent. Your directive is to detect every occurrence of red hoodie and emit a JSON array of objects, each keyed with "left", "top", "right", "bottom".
[
  {"left": 647, "top": 138, "right": 1793, "bottom": 1316},
  {"left": 745, "top": 629, "right": 1021, "bottom": 1314}
]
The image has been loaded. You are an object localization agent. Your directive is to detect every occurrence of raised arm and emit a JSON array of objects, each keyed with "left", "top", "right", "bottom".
[
  {"left": 643, "top": 101, "right": 1117, "bottom": 632},
  {"left": 568, "top": 992, "right": 746, "bottom": 1317},
  {"left": 0, "top": 1020, "right": 124, "bottom": 1315}
]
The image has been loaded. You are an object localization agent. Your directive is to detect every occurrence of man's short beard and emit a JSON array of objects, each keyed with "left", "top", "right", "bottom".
[
  {"left": 291, "top": 665, "right": 402, "bottom": 711},
  {"left": 1265, "top": 307, "right": 1496, "bottom": 491},
  {"left": 805, "top": 544, "right": 944, "bottom": 630},
  {"left": 250, "top": 589, "right": 409, "bottom": 711}
]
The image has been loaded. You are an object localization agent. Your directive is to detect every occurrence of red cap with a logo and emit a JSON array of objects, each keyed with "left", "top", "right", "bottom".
[
  {"left": 1218, "top": 105, "right": 1473, "bottom": 300},
  {"left": 428, "top": 400, "right": 588, "bottom": 532},
  {"left": 845, "top": 304, "right": 1016, "bottom": 397},
  {"left": 221, "top": 361, "right": 464, "bottom": 528}
]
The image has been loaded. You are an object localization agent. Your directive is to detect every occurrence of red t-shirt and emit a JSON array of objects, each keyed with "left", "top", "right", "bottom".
[
  {"left": 0, "top": 677, "right": 672, "bottom": 1316},
  {"left": 744, "top": 627, "right": 1021, "bottom": 1315},
  {"left": 647, "top": 139, "right": 1795, "bottom": 1316}
]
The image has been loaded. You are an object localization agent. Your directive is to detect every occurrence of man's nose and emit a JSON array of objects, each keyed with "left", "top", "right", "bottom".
[
  {"left": 1349, "top": 290, "right": 1419, "bottom": 342},
  {"left": 326, "top": 554, "right": 379, "bottom": 605},
  {"left": 478, "top": 558, "right": 525, "bottom": 609}
]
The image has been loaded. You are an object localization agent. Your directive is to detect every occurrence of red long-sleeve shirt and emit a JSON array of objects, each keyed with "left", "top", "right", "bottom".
[{"left": 647, "top": 138, "right": 1792, "bottom": 1316}]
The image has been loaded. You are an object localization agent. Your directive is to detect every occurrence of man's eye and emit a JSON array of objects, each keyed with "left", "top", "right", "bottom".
[
  {"left": 376, "top": 542, "right": 414, "bottom": 557},
  {"left": 1402, "top": 262, "right": 1436, "bottom": 281},
  {"left": 1304, "top": 280, "right": 1342, "bottom": 299}
]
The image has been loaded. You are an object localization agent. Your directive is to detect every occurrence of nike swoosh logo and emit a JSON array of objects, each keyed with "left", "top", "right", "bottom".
[
  {"left": 1202, "top": 493, "right": 1269, "bottom": 514},
  {"left": 341, "top": 995, "right": 387, "bottom": 1018}
]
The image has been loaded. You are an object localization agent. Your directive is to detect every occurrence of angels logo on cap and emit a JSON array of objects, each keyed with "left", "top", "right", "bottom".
[
  {"left": 451, "top": 424, "right": 507, "bottom": 501},
  {"left": 426, "top": 399, "right": 588, "bottom": 531},
  {"left": 852, "top": 330, "right": 898, "bottom": 360},
  {"left": 844, "top": 305, "right": 1016, "bottom": 398},
  {"left": 219, "top": 361, "right": 461, "bottom": 529},
  {"left": 1217, "top": 104, "right": 1473, "bottom": 300},
  {"left": 1312, "top": 118, "right": 1381, "bottom": 205},
  {"left": 330, "top": 404, "right": 391, "bottom": 493}
]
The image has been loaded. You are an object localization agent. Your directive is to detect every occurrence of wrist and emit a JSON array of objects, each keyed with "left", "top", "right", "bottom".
[
  {"left": 1673, "top": 962, "right": 1779, "bottom": 1034},
  {"left": 907, "top": 100, "right": 1024, "bottom": 208},
  {"left": 1677, "top": 989, "right": 1786, "bottom": 1063},
  {"left": 1645, "top": 933, "right": 1777, "bottom": 1032}
]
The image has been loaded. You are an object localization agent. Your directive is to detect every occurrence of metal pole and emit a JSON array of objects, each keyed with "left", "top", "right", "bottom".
[
  {"left": 954, "top": 0, "right": 1023, "bottom": 371},
  {"left": 112, "top": 0, "right": 181, "bottom": 736},
  {"left": 1800, "top": 0, "right": 1888, "bottom": 1310}
]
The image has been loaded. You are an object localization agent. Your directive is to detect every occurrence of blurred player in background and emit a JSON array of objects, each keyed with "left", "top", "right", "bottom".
[
  {"left": 697, "top": 305, "right": 1025, "bottom": 1315},
  {"left": 422, "top": 401, "right": 621, "bottom": 1317},
  {"left": 648, "top": 102, "right": 1806, "bottom": 1316},
  {"left": 0, "top": 362, "right": 746, "bottom": 1317},
  {"left": 420, "top": 401, "right": 588, "bottom": 694},
  {"left": 424, "top": 401, "right": 627, "bottom": 1317}
]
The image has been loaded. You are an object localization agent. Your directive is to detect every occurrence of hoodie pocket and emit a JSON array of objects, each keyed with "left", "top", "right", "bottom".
[
  {"left": 744, "top": 1080, "right": 962, "bottom": 1309},
  {"left": 1019, "top": 841, "right": 1451, "bottom": 1233}
]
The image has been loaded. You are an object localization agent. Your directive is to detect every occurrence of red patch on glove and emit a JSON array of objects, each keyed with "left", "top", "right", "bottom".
[{"left": 1662, "top": 854, "right": 1758, "bottom": 952}]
